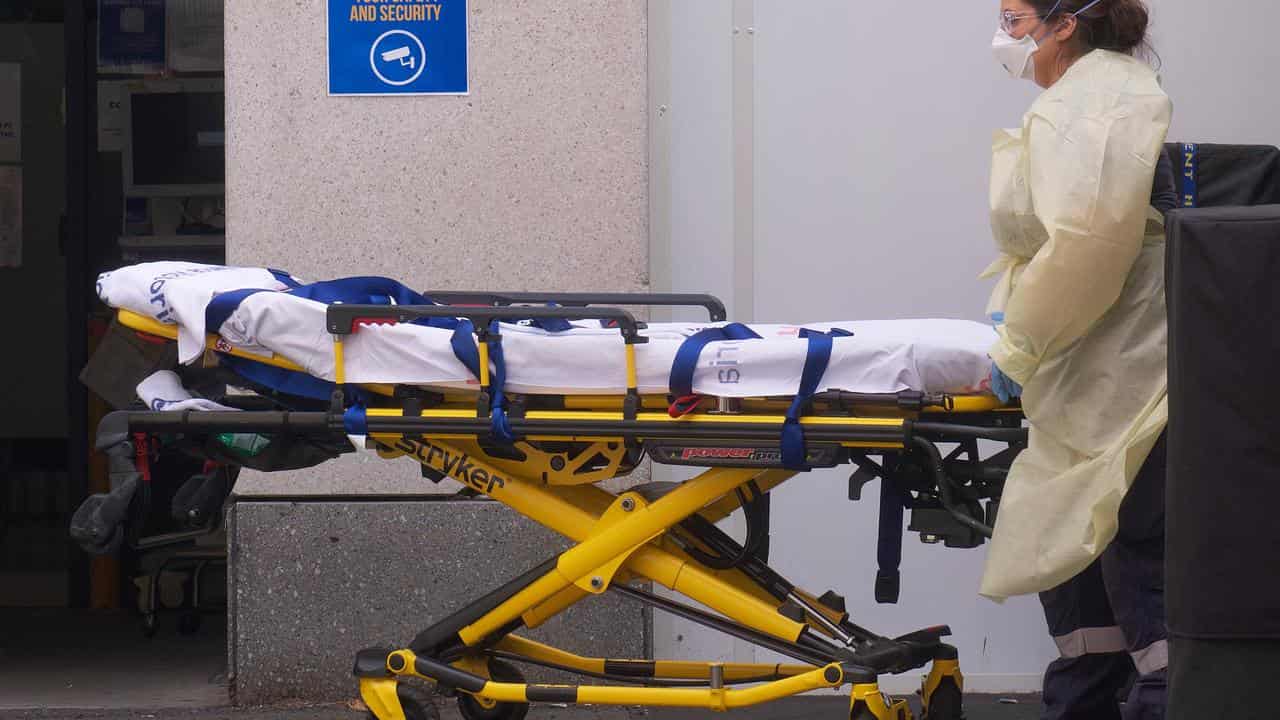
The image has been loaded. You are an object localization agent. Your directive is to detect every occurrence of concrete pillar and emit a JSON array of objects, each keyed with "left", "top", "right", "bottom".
[{"left": 222, "top": 0, "right": 649, "bottom": 703}]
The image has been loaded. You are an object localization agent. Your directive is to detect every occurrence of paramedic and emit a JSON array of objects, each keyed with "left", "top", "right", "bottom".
[{"left": 984, "top": 1, "right": 1176, "bottom": 718}]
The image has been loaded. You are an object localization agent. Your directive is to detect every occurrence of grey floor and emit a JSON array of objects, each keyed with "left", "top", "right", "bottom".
[
  {"left": 0, "top": 696, "right": 1039, "bottom": 717},
  {"left": 0, "top": 696, "right": 1042, "bottom": 720},
  {"left": 0, "top": 609, "right": 1039, "bottom": 719},
  {"left": 0, "top": 608, "right": 228, "bottom": 710}
]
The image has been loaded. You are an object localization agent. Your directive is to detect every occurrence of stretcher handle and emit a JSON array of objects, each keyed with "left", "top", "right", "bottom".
[
  {"left": 423, "top": 292, "right": 728, "bottom": 323},
  {"left": 95, "top": 410, "right": 336, "bottom": 449},
  {"left": 325, "top": 304, "right": 648, "bottom": 344}
]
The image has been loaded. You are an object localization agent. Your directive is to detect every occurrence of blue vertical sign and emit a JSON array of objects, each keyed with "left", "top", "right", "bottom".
[
  {"left": 328, "top": 0, "right": 469, "bottom": 96},
  {"left": 98, "top": 0, "right": 166, "bottom": 70}
]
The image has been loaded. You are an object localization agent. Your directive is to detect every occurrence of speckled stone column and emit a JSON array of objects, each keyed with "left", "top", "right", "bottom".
[
  {"left": 222, "top": 0, "right": 650, "bottom": 703},
  {"left": 225, "top": 0, "right": 648, "bottom": 495},
  {"left": 229, "top": 499, "right": 650, "bottom": 704}
]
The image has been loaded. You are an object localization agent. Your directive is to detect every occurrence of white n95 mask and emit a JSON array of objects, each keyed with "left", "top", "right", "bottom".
[
  {"left": 993, "top": 0, "right": 1107, "bottom": 82},
  {"left": 992, "top": 28, "right": 1039, "bottom": 81}
]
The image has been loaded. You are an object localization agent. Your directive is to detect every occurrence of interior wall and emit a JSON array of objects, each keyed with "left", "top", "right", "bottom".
[
  {"left": 1147, "top": 0, "right": 1280, "bottom": 145},
  {"left": 651, "top": 0, "right": 1280, "bottom": 693},
  {"left": 0, "top": 25, "right": 67, "bottom": 439}
]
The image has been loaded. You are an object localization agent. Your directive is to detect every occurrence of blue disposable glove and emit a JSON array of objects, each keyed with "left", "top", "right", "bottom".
[{"left": 989, "top": 361, "right": 1022, "bottom": 404}]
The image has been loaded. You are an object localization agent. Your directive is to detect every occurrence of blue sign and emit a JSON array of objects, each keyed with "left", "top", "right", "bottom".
[
  {"left": 328, "top": 0, "right": 469, "bottom": 95},
  {"left": 98, "top": 0, "right": 165, "bottom": 69}
]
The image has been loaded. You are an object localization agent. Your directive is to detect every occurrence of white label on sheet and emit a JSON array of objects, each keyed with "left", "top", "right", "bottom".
[
  {"left": 98, "top": 81, "right": 128, "bottom": 152},
  {"left": 0, "top": 166, "right": 22, "bottom": 269},
  {"left": 0, "top": 64, "right": 20, "bottom": 164}
]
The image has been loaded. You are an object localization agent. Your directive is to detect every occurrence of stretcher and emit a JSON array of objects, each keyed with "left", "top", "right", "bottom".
[{"left": 88, "top": 263, "right": 1026, "bottom": 720}]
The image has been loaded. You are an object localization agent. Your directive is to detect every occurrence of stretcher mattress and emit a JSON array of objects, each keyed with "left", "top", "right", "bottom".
[{"left": 98, "top": 262, "right": 998, "bottom": 398}]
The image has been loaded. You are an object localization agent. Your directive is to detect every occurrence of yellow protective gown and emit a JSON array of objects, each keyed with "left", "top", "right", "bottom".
[{"left": 980, "top": 49, "right": 1173, "bottom": 599}]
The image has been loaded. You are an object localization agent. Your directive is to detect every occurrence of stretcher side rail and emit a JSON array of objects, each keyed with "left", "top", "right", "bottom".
[
  {"left": 96, "top": 408, "right": 1028, "bottom": 449},
  {"left": 325, "top": 303, "right": 647, "bottom": 343},
  {"left": 421, "top": 291, "right": 728, "bottom": 322},
  {"left": 94, "top": 404, "right": 1024, "bottom": 546}
]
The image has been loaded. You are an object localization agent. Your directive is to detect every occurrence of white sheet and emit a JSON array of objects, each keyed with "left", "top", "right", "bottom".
[
  {"left": 99, "top": 262, "right": 996, "bottom": 397},
  {"left": 136, "top": 370, "right": 237, "bottom": 412},
  {"left": 97, "top": 262, "right": 299, "bottom": 363}
]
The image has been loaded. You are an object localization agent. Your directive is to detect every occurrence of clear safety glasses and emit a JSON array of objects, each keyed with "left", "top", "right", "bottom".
[{"left": 1000, "top": 10, "right": 1043, "bottom": 34}]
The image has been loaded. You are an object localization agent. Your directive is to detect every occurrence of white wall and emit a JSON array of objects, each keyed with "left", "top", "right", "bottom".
[
  {"left": 652, "top": 0, "right": 1280, "bottom": 694},
  {"left": 1149, "top": 0, "right": 1280, "bottom": 144},
  {"left": 657, "top": 1, "right": 737, "bottom": 315},
  {"left": 749, "top": 3, "right": 1049, "bottom": 689}
]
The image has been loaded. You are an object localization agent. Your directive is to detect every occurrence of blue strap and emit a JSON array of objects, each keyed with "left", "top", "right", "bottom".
[
  {"left": 205, "top": 276, "right": 440, "bottom": 336},
  {"left": 802, "top": 327, "right": 853, "bottom": 339},
  {"left": 485, "top": 320, "right": 517, "bottom": 443},
  {"left": 219, "top": 354, "right": 372, "bottom": 407},
  {"left": 668, "top": 323, "right": 762, "bottom": 397},
  {"left": 267, "top": 269, "right": 302, "bottom": 289},
  {"left": 875, "top": 474, "right": 906, "bottom": 604},
  {"left": 286, "top": 276, "right": 431, "bottom": 309},
  {"left": 521, "top": 304, "right": 573, "bottom": 333},
  {"left": 1181, "top": 143, "right": 1199, "bottom": 208},
  {"left": 781, "top": 332, "right": 835, "bottom": 470},
  {"left": 449, "top": 319, "right": 482, "bottom": 379},
  {"left": 220, "top": 354, "right": 335, "bottom": 401},
  {"left": 203, "top": 276, "right": 465, "bottom": 401},
  {"left": 443, "top": 319, "right": 515, "bottom": 443},
  {"left": 208, "top": 275, "right": 573, "bottom": 380},
  {"left": 668, "top": 324, "right": 847, "bottom": 469},
  {"left": 206, "top": 275, "right": 610, "bottom": 437},
  {"left": 343, "top": 405, "right": 368, "bottom": 434},
  {"left": 205, "top": 288, "right": 271, "bottom": 334}
]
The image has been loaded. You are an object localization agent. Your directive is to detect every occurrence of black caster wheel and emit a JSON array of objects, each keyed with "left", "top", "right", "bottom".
[
  {"left": 366, "top": 683, "right": 440, "bottom": 720},
  {"left": 457, "top": 660, "right": 529, "bottom": 720},
  {"left": 922, "top": 678, "right": 964, "bottom": 720},
  {"left": 142, "top": 613, "right": 158, "bottom": 638},
  {"left": 177, "top": 611, "right": 202, "bottom": 636}
]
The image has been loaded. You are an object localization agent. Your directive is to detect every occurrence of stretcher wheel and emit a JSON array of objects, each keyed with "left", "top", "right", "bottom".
[
  {"left": 366, "top": 683, "right": 439, "bottom": 720},
  {"left": 921, "top": 678, "right": 963, "bottom": 720},
  {"left": 457, "top": 660, "right": 529, "bottom": 720}
]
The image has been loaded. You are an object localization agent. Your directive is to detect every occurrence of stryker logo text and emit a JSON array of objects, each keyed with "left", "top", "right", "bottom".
[{"left": 395, "top": 438, "right": 507, "bottom": 494}]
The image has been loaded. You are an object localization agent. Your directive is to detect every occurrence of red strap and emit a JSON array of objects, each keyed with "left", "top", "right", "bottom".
[
  {"left": 133, "top": 331, "right": 170, "bottom": 345},
  {"left": 668, "top": 395, "right": 703, "bottom": 418},
  {"left": 132, "top": 432, "right": 152, "bottom": 484}
]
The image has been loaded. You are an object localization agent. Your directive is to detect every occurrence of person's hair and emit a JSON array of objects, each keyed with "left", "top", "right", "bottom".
[{"left": 1026, "top": 0, "right": 1156, "bottom": 62}]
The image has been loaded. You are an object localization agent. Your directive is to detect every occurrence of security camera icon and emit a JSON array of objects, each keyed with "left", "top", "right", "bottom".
[
  {"left": 380, "top": 46, "right": 415, "bottom": 70},
  {"left": 369, "top": 29, "right": 426, "bottom": 87}
]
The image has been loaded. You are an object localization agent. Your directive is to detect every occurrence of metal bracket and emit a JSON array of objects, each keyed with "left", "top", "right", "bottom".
[{"left": 574, "top": 492, "right": 652, "bottom": 594}]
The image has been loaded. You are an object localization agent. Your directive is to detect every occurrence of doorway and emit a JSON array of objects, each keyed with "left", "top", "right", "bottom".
[{"left": 0, "top": 0, "right": 228, "bottom": 709}]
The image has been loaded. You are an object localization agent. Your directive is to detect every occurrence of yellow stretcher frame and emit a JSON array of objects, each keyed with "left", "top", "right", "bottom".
[
  {"left": 112, "top": 306, "right": 1016, "bottom": 720},
  {"left": 356, "top": 434, "right": 967, "bottom": 720}
]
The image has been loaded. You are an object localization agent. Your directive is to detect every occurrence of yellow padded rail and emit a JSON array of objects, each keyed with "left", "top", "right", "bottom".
[{"left": 115, "top": 310, "right": 396, "bottom": 396}]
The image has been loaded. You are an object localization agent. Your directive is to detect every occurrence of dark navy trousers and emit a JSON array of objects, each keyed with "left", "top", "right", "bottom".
[{"left": 1038, "top": 433, "right": 1168, "bottom": 720}]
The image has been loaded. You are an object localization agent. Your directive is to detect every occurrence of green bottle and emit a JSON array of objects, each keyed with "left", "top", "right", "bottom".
[{"left": 217, "top": 433, "right": 271, "bottom": 457}]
